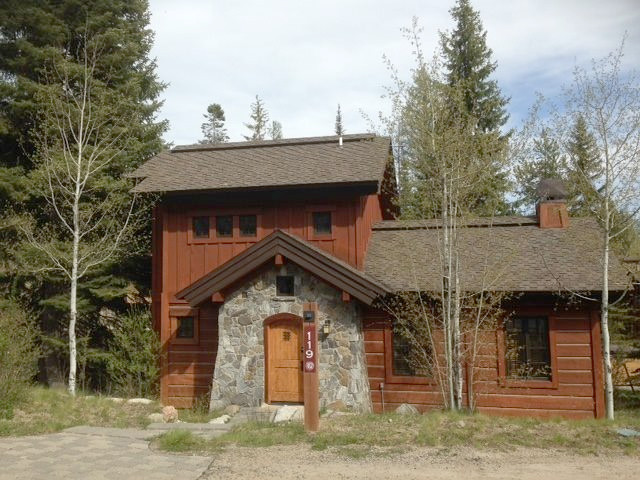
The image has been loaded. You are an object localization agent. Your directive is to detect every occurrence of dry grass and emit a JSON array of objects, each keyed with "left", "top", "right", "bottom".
[
  {"left": 0, "top": 386, "right": 159, "bottom": 437},
  {"left": 156, "top": 405, "right": 640, "bottom": 458}
]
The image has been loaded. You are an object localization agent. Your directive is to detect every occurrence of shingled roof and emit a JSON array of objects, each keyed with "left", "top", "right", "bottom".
[
  {"left": 364, "top": 217, "right": 630, "bottom": 293},
  {"left": 130, "top": 134, "right": 390, "bottom": 193}
]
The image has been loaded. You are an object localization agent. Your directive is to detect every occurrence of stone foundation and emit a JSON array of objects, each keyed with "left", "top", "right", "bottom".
[{"left": 209, "top": 263, "right": 371, "bottom": 412}]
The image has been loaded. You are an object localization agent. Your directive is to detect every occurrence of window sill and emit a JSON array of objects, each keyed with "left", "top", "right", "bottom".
[
  {"left": 499, "top": 378, "right": 558, "bottom": 389},
  {"left": 384, "top": 374, "right": 433, "bottom": 385},
  {"left": 272, "top": 296, "right": 295, "bottom": 302}
]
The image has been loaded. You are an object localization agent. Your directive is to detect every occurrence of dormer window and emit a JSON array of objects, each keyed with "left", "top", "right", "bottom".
[{"left": 313, "top": 211, "right": 332, "bottom": 235}]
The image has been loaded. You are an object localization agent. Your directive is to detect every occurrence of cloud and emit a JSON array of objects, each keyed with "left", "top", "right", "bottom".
[{"left": 149, "top": 0, "right": 640, "bottom": 145}]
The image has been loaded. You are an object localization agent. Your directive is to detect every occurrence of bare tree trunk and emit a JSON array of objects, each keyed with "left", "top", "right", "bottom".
[{"left": 601, "top": 160, "right": 614, "bottom": 420}]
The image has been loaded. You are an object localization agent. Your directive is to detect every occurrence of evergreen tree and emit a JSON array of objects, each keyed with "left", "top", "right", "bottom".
[
  {"left": 0, "top": 1, "right": 166, "bottom": 389},
  {"left": 440, "top": 0, "right": 511, "bottom": 214},
  {"left": 514, "top": 128, "right": 567, "bottom": 212},
  {"left": 243, "top": 95, "right": 269, "bottom": 141},
  {"left": 566, "top": 114, "right": 601, "bottom": 215},
  {"left": 440, "top": 0, "right": 509, "bottom": 132},
  {"left": 268, "top": 120, "right": 283, "bottom": 140},
  {"left": 200, "top": 103, "right": 229, "bottom": 144},
  {"left": 335, "top": 104, "right": 345, "bottom": 136}
]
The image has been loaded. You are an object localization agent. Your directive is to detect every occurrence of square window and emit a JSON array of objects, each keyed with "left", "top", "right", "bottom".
[
  {"left": 392, "top": 328, "right": 430, "bottom": 377},
  {"left": 216, "top": 215, "right": 233, "bottom": 237},
  {"left": 313, "top": 211, "right": 332, "bottom": 235},
  {"left": 276, "top": 276, "right": 294, "bottom": 296},
  {"left": 192, "top": 216, "right": 209, "bottom": 238},
  {"left": 505, "top": 316, "right": 551, "bottom": 380},
  {"left": 177, "top": 317, "right": 195, "bottom": 338},
  {"left": 239, "top": 215, "right": 257, "bottom": 237}
]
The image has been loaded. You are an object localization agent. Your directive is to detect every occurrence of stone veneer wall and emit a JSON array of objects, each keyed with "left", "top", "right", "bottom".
[{"left": 209, "top": 263, "right": 371, "bottom": 412}]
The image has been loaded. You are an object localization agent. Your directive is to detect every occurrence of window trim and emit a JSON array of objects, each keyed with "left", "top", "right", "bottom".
[
  {"left": 187, "top": 213, "right": 213, "bottom": 244},
  {"left": 306, "top": 205, "right": 336, "bottom": 240},
  {"left": 186, "top": 209, "right": 262, "bottom": 244},
  {"left": 215, "top": 214, "right": 234, "bottom": 239},
  {"left": 383, "top": 328, "right": 432, "bottom": 385},
  {"left": 497, "top": 310, "right": 559, "bottom": 389},
  {"left": 238, "top": 214, "right": 258, "bottom": 238},
  {"left": 169, "top": 306, "right": 200, "bottom": 345}
]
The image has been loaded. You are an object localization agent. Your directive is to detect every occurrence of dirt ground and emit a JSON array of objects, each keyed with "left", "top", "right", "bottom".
[{"left": 202, "top": 444, "right": 639, "bottom": 480}]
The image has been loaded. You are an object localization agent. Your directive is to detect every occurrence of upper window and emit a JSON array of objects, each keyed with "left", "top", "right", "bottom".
[
  {"left": 276, "top": 275, "right": 294, "bottom": 296},
  {"left": 239, "top": 214, "right": 257, "bottom": 237},
  {"left": 505, "top": 316, "right": 551, "bottom": 380},
  {"left": 312, "top": 211, "right": 332, "bottom": 235},
  {"left": 192, "top": 216, "right": 209, "bottom": 238},
  {"left": 392, "top": 328, "right": 430, "bottom": 377},
  {"left": 216, "top": 215, "right": 233, "bottom": 237},
  {"left": 177, "top": 317, "right": 195, "bottom": 339}
]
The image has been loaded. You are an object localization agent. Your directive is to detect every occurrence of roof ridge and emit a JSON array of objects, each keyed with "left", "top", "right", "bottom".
[
  {"left": 372, "top": 216, "right": 539, "bottom": 230},
  {"left": 171, "top": 133, "right": 380, "bottom": 153}
]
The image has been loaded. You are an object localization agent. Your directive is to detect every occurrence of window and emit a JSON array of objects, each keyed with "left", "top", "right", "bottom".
[
  {"left": 239, "top": 214, "right": 257, "bottom": 237},
  {"left": 192, "top": 216, "right": 209, "bottom": 238},
  {"left": 505, "top": 316, "right": 551, "bottom": 380},
  {"left": 216, "top": 215, "right": 233, "bottom": 237},
  {"left": 312, "top": 211, "right": 332, "bottom": 235},
  {"left": 391, "top": 328, "right": 430, "bottom": 377},
  {"left": 177, "top": 317, "right": 195, "bottom": 339},
  {"left": 276, "top": 275, "right": 294, "bottom": 296}
]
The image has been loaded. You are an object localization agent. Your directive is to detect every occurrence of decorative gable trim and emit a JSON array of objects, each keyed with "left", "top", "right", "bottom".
[{"left": 175, "top": 229, "right": 390, "bottom": 306}]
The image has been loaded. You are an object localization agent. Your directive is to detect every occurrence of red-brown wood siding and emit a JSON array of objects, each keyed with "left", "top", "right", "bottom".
[
  {"left": 165, "top": 303, "right": 219, "bottom": 408},
  {"left": 363, "top": 307, "right": 604, "bottom": 419},
  {"left": 156, "top": 193, "right": 386, "bottom": 406}
]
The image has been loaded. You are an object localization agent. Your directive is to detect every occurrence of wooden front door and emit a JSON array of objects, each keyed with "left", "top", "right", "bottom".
[{"left": 266, "top": 316, "right": 303, "bottom": 403}]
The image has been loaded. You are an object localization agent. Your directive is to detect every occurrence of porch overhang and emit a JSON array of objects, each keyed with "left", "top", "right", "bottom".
[{"left": 175, "top": 229, "right": 390, "bottom": 306}]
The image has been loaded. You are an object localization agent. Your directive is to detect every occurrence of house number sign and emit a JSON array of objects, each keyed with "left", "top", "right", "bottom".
[{"left": 303, "top": 324, "right": 316, "bottom": 373}]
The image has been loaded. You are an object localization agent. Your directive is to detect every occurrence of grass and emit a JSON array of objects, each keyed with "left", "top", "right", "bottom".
[
  {"left": 154, "top": 395, "right": 640, "bottom": 458},
  {"left": 0, "top": 386, "right": 159, "bottom": 437}
]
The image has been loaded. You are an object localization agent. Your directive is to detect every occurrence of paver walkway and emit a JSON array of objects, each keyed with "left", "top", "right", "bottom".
[{"left": 0, "top": 426, "right": 212, "bottom": 480}]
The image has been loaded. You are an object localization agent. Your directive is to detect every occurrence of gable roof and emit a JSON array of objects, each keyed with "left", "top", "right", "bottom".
[
  {"left": 130, "top": 134, "right": 391, "bottom": 193},
  {"left": 176, "top": 229, "right": 390, "bottom": 306},
  {"left": 365, "top": 217, "right": 630, "bottom": 293}
]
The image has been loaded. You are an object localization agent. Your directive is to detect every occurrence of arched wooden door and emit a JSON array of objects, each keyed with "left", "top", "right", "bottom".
[{"left": 264, "top": 314, "right": 303, "bottom": 403}]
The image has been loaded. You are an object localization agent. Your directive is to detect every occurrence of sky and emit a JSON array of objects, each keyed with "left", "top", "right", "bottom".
[{"left": 148, "top": 0, "right": 640, "bottom": 146}]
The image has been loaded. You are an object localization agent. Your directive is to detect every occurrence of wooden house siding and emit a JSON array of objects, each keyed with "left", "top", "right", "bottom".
[
  {"left": 362, "top": 307, "right": 604, "bottom": 419},
  {"left": 153, "top": 193, "right": 386, "bottom": 406}
]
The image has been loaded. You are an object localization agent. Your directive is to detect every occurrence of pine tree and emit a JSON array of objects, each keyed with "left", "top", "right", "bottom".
[
  {"left": 335, "top": 104, "right": 345, "bottom": 136},
  {"left": 243, "top": 95, "right": 269, "bottom": 141},
  {"left": 514, "top": 128, "right": 567, "bottom": 212},
  {"left": 440, "top": 0, "right": 509, "bottom": 132},
  {"left": 440, "top": 0, "right": 511, "bottom": 215},
  {"left": 200, "top": 103, "right": 229, "bottom": 144},
  {"left": 566, "top": 114, "right": 601, "bottom": 215},
  {"left": 268, "top": 120, "right": 283, "bottom": 140},
  {"left": 0, "top": 0, "right": 166, "bottom": 389}
]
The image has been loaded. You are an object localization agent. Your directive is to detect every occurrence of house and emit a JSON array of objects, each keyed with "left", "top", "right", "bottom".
[{"left": 130, "top": 133, "right": 629, "bottom": 419}]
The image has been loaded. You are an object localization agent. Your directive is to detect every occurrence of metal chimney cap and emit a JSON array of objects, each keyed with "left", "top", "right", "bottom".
[{"left": 537, "top": 178, "right": 568, "bottom": 201}]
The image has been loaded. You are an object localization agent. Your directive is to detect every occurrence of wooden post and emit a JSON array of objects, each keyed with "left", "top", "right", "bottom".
[{"left": 302, "top": 302, "right": 319, "bottom": 432}]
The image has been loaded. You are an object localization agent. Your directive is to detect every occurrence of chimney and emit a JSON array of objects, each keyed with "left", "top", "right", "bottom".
[{"left": 536, "top": 178, "right": 569, "bottom": 229}]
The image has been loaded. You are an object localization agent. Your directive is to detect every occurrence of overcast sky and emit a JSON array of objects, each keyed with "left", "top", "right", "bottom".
[{"left": 148, "top": 0, "right": 640, "bottom": 146}]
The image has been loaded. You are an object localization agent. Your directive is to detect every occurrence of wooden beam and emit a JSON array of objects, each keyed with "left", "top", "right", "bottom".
[
  {"left": 342, "top": 291, "right": 351, "bottom": 303},
  {"left": 274, "top": 254, "right": 284, "bottom": 266},
  {"left": 211, "top": 291, "right": 225, "bottom": 303}
]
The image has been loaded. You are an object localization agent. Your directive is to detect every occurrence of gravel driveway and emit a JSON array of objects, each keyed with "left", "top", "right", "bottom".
[{"left": 202, "top": 444, "right": 639, "bottom": 480}]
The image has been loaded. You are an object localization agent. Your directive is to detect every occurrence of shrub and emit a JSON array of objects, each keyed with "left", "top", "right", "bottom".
[
  {"left": 0, "top": 298, "right": 40, "bottom": 417},
  {"left": 104, "top": 306, "right": 161, "bottom": 398}
]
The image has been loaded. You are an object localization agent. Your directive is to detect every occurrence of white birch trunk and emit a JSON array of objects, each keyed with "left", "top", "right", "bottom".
[{"left": 601, "top": 158, "right": 614, "bottom": 420}]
